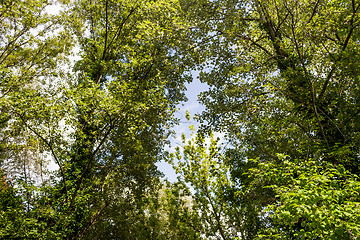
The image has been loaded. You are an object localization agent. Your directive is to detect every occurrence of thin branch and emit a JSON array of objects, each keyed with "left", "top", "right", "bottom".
[
  {"left": 15, "top": 111, "right": 68, "bottom": 201},
  {"left": 93, "top": 115, "right": 125, "bottom": 157},
  {"left": 102, "top": 0, "right": 109, "bottom": 61},
  {"left": 78, "top": 202, "right": 110, "bottom": 239},
  {"left": 286, "top": 1, "right": 329, "bottom": 148},
  {"left": 275, "top": 11, "right": 290, "bottom": 34},
  {"left": 342, "top": 107, "right": 360, "bottom": 127},
  {"left": 200, "top": 183, "right": 227, "bottom": 240},
  {"left": 105, "top": 6, "right": 138, "bottom": 54},
  {"left": 317, "top": 107, "right": 346, "bottom": 142},
  {"left": 317, "top": 67, "right": 335, "bottom": 101},
  {"left": 307, "top": 0, "right": 321, "bottom": 24},
  {"left": 0, "top": 26, "right": 30, "bottom": 65},
  {"left": 318, "top": 4, "right": 357, "bottom": 101},
  {"left": 294, "top": 122, "right": 315, "bottom": 142},
  {"left": 235, "top": 33, "right": 275, "bottom": 59},
  {"left": 69, "top": 115, "right": 125, "bottom": 210}
]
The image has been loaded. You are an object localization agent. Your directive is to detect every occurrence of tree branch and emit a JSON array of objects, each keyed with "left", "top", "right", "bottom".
[
  {"left": 15, "top": 111, "right": 68, "bottom": 201},
  {"left": 307, "top": 0, "right": 321, "bottom": 24},
  {"left": 78, "top": 201, "right": 110, "bottom": 239}
]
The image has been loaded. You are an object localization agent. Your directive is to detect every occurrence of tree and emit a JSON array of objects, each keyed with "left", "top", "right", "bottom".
[
  {"left": 171, "top": 123, "right": 248, "bottom": 240},
  {"left": 3, "top": 0, "right": 359, "bottom": 238},
  {"left": 182, "top": 0, "right": 360, "bottom": 238},
  {"left": 0, "top": 1, "right": 73, "bottom": 237},
  {"left": 62, "top": 0, "right": 193, "bottom": 238},
  {"left": 1, "top": 0, "right": 194, "bottom": 238},
  {"left": 0, "top": 0, "right": 72, "bottom": 180}
]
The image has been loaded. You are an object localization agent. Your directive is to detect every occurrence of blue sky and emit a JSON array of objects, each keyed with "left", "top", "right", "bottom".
[{"left": 156, "top": 72, "right": 209, "bottom": 182}]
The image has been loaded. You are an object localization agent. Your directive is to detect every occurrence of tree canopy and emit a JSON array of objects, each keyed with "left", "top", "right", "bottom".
[
  {"left": 186, "top": 0, "right": 360, "bottom": 238},
  {"left": 1, "top": 0, "right": 360, "bottom": 239}
]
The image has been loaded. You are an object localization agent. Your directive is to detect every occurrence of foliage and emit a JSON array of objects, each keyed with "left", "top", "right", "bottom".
[
  {"left": 0, "top": 0, "right": 72, "bottom": 177},
  {"left": 158, "top": 181, "right": 202, "bottom": 240},
  {"left": 2, "top": 0, "right": 360, "bottom": 238},
  {"left": 0, "top": 0, "right": 193, "bottom": 238},
  {"left": 171, "top": 124, "right": 247, "bottom": 239},
  {"left": 60, "top": 0, "right": 193, "bottom": 237},
  {"left": 248, "top": 157, "right": 360, "bottom": 239},
  {"left": 182, "top": 0, "right": 360, "bottom": 238}
]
